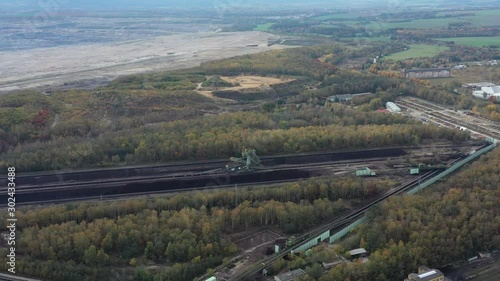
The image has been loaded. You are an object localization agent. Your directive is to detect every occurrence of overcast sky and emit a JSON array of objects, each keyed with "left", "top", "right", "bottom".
[{"left": 0, "top": 0, "right": 496, "bottom": 11}]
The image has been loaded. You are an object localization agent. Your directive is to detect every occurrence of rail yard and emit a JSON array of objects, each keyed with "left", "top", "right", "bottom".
[
  {"left": 212, "top": 139, "right": 497, "bottom": 281},
  {"left": 397, "top": 97, "right": 500, "bottom": 140},
  {"left": 0, "top": 144, "right": 480, "bottom": 206},
  {"left": 0, "top": 106, "right": 493, "bottom": 281},
  {"left": 226, "top": 170, "right": 445, "bottom": 281}
]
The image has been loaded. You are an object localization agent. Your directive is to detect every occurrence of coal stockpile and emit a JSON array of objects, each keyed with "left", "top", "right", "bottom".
[
  {"left": 8, "top": 169, "right": 311, "bottom": 204},
  {"left": 6, "top": 147, "right": 408, "bottom": 187}
]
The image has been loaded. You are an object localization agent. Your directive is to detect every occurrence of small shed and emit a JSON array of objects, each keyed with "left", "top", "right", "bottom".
[
  {"left": 322, "top": 255, "right": 346, "bottom": 270},
  {"left": 349, "top": 248, "right": 367, "bottom": 259}
]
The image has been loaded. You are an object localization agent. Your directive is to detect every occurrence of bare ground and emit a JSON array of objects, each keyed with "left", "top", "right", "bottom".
[
  {"left": 195, "top": 75, "right": 295, "bottom": 102},
  {"left": 216, "top": 229, "right": 285, "bottom": 280},
  {"left": 219, "top": 75, "right": 295, "bottom": 91},
  {"left": 0, "top": 31, "right": 292, "bottom": 93}
]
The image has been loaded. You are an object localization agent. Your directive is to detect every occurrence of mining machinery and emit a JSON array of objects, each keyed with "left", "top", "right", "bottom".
[{"left": 226, "top": 149, "right": 263, "bottom": 172}]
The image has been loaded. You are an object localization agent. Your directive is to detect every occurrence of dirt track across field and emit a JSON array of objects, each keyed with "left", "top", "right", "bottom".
[{"left": 0, "top": 31, "right": 291, "bottom": 93}]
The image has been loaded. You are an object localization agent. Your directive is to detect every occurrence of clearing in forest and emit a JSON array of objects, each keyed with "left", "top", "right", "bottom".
[
  {"left": 218, "top": 75, "right": 295, "bottom": 91},
  {"left": 195, "top": 75, "right": 294, "bottom": 101}
]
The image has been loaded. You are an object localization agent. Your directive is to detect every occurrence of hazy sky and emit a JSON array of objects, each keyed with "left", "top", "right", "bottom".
[
  {"left": 0, "top": 0, "right": 383, "bottom": 10},
  {"left": 0, "top": 0, "right": 496, "bottom": 11}
]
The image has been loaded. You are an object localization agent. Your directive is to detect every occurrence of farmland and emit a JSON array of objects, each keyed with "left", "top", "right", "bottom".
[
  {"left": 365, "top": 8, "right": 500, "bottom": 30},
  {"left": 294, "top": 7, "right": 500, "bottom": 42}
]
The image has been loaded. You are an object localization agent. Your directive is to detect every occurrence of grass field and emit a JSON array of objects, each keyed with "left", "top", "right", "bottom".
[
  {"left": 381, "top": 9, "right": 500, "bottom": 30},
  {"left": 253, "top": 23, "right": 274, "bottom": 31},
  {"left": 435, "top": 36, "right": 500, "bottom": 47},
  {"left": 384, "top": 44, "right": 449, "bottom": 60}
]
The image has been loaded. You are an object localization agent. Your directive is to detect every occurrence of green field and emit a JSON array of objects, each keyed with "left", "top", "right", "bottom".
[
  {"left": 435, "top": 36, "right": 500, "bottom": 47},
  {"left": 253, "top": 23, "right": 274, "bottom": 31},
  {"left": 370, "top": 18, "right": 463, "bottom": 30},
  {"left": 318, "top": 8, "right": 500, "bottom": 31},
  {"left": 384, "top": 44, "right": 449, "bottom": 60}
]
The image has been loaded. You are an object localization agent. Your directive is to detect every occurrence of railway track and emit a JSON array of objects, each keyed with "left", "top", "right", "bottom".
[
  {"left": 1, "top": 146, "right": 470, "bottom": 206},
  {"left": 1, "top": 145, "right": 473, "bottom": 188},
  {"left": 227, "top": 169, "right": 442, "bottom": 281},
  {"left": 399, "top": 98, "right": 500, "bottom": 138},
  {"left": 0, "top": 144, "right": 479, "bottom": 205},
  {"left": 398, "top": 99, "right": 500, "bottom": 139},
  {"left": 6, "top": 157, "right": 391, "bottom": 191},
  {"left": 0, "top": 157, "right": 403, "bottom": 205}
]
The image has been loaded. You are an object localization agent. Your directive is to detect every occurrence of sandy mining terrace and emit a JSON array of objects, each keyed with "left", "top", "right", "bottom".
[{"left": 0, "top": 31, "right": 290, "bottom": 93}]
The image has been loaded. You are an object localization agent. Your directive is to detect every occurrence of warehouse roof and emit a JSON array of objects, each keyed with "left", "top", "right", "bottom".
[{"left": 349, "top": 248, "right": 367, "bottom": 256}]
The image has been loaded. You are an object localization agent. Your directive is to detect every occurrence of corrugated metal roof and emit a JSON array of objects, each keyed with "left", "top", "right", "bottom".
[{"left": 349, "top": 248, "right": 367, "bottom": 256}]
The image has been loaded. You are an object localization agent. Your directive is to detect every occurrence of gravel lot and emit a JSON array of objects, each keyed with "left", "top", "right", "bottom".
[{"left": 0, "top": 31, "right": 290, "bottom": 93}]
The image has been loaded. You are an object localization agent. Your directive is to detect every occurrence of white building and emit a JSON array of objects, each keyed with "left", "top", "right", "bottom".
[
  {"left": 473, "top": 86, "right": 500, "bottom": 100},
  {"left": 386, "top": 102, "right": 401, "bottom": 113}
]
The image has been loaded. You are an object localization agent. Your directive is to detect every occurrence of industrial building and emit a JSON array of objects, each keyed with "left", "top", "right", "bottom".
[
  {"left": 386, "top": 102, "right": 401, "bottom": 113},
  {"left": 402, "top": 68, "right": 451, "bottom": 79},
  {"left": 326, "top": 92, "right": 372, "bottom": 103},
  {"left": 327, "top": 94, "right": 355, "bottom": 102},
  {"left": 462, "top": 82, "right": 496, "bottom": 89},
  {"left": 404, "top": 266, "right": 451, "bottom": 281},
  {"left": 472, "top": 86, "right": 500, "bottom": 100},
  {"left": 274, "top": 269, "right": 306, "bottom": 281}
]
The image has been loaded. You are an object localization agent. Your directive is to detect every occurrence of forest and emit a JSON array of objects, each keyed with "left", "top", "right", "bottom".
[
  {"left": 0, "top": 41, "right": 483, "bottom": 173},
  {"left": 0, "top": 176, "right": 396, "bottom": 281},
  {"left": 0, "top": 144, "right": 497, "bottom": 281},
  {"left": 265, "top": 147, "right": 500, "bottom": 281},
  {"left": 0, "top": 34, "right": 498, "bottom": 281},
  {"left": 0, "top": 109, "right": 467, "bottom": 172}
]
